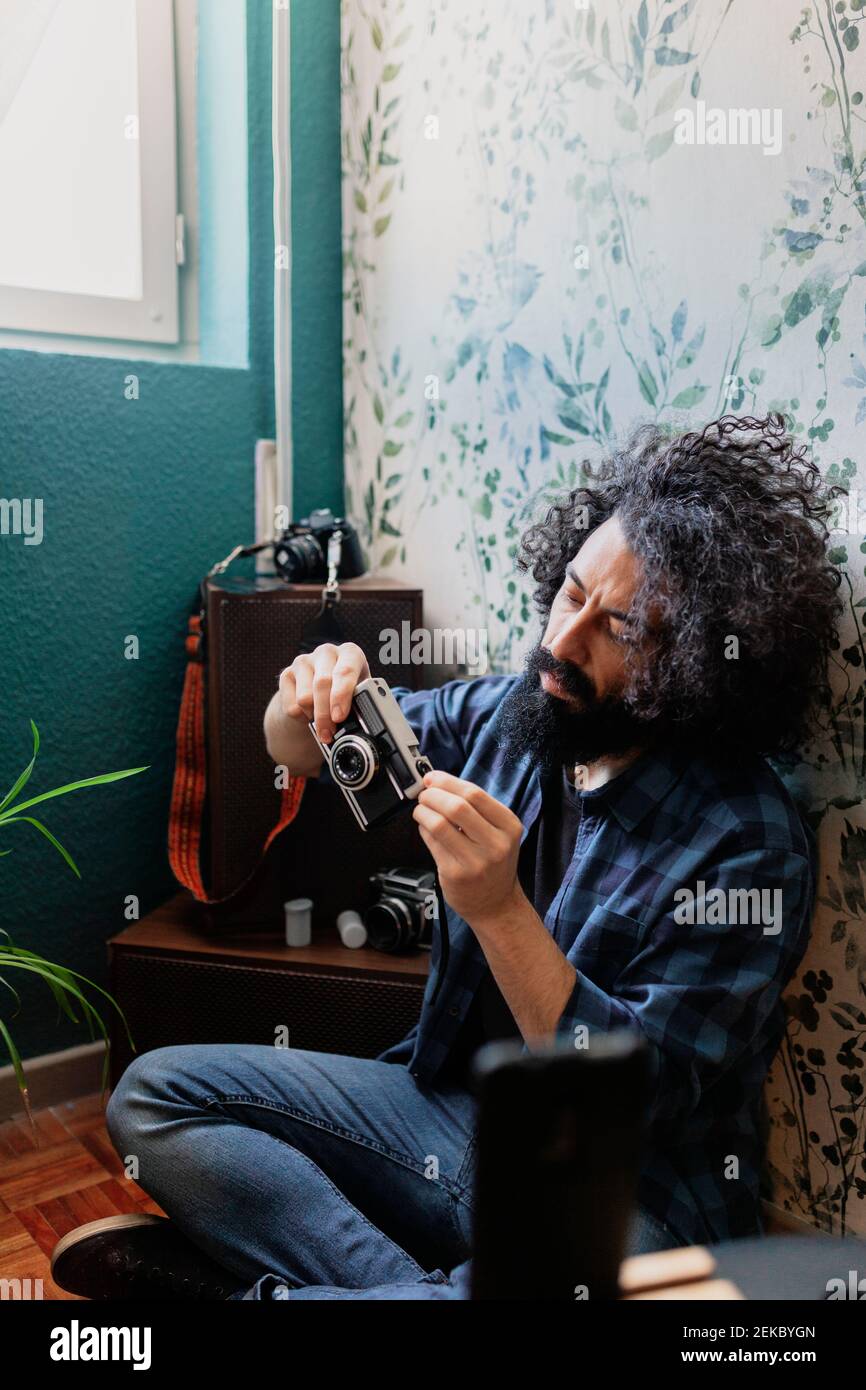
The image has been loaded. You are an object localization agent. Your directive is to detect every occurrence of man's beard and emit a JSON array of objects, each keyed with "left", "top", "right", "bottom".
[{"left": 500, "top": 643, "right": 657, "bottom": 773}]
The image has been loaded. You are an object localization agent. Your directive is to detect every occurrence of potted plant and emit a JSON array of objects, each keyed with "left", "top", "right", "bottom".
[{"left": 0, "top": 721, "right": 147, "bottom": 1126}]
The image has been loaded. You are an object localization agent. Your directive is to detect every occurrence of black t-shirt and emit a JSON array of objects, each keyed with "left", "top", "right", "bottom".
[{"left": 441, "top": 764, "right": 584, "bottom": 1086}]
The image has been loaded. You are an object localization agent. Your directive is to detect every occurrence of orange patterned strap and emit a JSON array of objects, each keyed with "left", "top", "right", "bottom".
[{"left": 168, "top": 612, "right": 306, "bottom": 904}]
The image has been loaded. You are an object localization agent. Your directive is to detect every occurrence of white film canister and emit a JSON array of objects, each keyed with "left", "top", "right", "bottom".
[
  {"left": 336, "top": 909, "right": 367, "bottom": 949},
  {"left": 284, "top": 897, "right": 313, "bottom": 947}
]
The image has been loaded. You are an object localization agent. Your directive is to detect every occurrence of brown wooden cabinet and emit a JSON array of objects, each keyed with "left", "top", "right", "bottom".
[{"left": 107, "top": 894, "right": 428, "bottom": 1088}]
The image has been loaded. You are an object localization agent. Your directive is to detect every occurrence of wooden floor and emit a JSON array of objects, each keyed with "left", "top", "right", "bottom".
[{"left": 0, "top": 1092, "right": 165, "bottom": 1300}]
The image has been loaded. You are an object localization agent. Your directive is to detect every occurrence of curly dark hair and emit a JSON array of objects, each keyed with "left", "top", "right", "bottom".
[{"left": 517, "top": 414, "right": 846, "bottom": 760}]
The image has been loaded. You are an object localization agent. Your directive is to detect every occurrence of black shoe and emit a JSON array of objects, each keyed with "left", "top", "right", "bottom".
[{"left": 50, "top": 1214, "right": 247, "bottom": 1301}]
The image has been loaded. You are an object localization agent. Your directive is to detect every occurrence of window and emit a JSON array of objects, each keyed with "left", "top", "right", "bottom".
[{"left": 0, "top": 0, "right": 188, "bottom": 346}]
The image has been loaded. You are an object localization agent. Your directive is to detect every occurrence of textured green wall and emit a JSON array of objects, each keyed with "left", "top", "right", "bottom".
[{"left": 0, "top": 0, "right": 343, "bottom": 1063}]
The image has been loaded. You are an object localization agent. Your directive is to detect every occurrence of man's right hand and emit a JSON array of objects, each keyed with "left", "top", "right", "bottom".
[{"left": 277, "top": 642, "right": 371, "bottom": 747}]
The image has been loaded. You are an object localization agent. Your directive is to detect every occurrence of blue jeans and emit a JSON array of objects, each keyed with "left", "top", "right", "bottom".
[{"left": 105, "top": 1042, "right": 683, "bottom": 1301}]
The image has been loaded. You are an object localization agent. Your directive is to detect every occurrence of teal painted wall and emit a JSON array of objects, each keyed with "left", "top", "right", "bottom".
[{"left": 0, "top": 0, "right": 343, "bottom": 1065}]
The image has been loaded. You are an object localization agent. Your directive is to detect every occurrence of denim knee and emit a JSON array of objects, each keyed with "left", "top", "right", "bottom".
[{"left": 105, "top": 1047, "right": 174, "bottom": 1152}]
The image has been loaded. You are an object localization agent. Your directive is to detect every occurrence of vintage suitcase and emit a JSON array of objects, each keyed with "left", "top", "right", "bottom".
[{"left": 194, "top": 573, "right": 427, "bottom": 930}]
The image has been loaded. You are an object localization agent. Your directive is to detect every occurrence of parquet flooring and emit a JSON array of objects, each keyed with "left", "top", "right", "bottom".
[{"left": 0, "top": 1092, "right": 165, "bottom": 1300}]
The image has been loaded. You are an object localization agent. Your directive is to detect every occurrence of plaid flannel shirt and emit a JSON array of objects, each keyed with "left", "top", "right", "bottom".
[{"left": 372, "top": 674, "right": 817, "bottom": 1246}]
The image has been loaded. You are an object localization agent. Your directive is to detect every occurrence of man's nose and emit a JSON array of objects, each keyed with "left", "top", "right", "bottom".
[{"left": 548, "top": 607, "right": 592, "bottom": 662}]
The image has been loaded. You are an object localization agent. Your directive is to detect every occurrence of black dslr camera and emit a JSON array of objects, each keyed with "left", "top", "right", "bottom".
[
  {"left": 364, "top": 867, "right": 437, "bottom": 953},
  {"left": 309, "top": 676, "right": 433, "bottom": 830},
  {"left": 274, "top": 508, "right": 366, "bottom": 584}
]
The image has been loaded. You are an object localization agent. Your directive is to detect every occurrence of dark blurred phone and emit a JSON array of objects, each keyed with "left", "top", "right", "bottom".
[{"left": 469, "top": 1031, "right": 650, "bottom": 1301}]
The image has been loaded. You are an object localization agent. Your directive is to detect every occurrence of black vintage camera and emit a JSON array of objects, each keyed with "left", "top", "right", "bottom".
[
  {"left": 309, "top": 676, "right": 433, "bottom": 830},
  {"left": 364, "top": 867, "right": 437, "bottom": 953},
  {"left": 274, "top": 508, "right": 366, "bottom": 584}
]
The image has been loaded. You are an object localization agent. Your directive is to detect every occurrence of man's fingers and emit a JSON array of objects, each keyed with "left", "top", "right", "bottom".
[
  {"left": 310, "top": 645, "right": 340, "bottom": 742},
  {"left": 277, "top": 642, "right": 370, "bottom": 746},
  {"left": 413, "top": 804, "right": 471, "bottom": 870},
  {"left": 416, "top": 785, "right": 493, "bottom": 846},
  {"left": 421, "top": 770, "right": 521, "bottom": 835},
  {"left": 330, "top": 643, "right": 369, "bottom": 721},
  {"left": 279, "top": 656, "right": 312, "bottom": 720},
  {"left": 415, "top": 823, "right": 462, "bottom": 877}
]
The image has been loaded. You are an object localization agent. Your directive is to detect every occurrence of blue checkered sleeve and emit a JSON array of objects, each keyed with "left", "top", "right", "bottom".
[{"left": 390, "top": 676, "right": 517, "bottom": 775}]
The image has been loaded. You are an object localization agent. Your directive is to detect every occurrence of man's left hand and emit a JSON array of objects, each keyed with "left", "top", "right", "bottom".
[{"left": 412, "top": 769, "right": 525, "bottom": 928}]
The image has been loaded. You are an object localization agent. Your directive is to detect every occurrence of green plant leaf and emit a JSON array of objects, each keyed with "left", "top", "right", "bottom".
[
  {"left": 0, "top": 766, "right": 148, "bottom": 824},
  {"left": 1, "top": 938, "right": 79, "bottom": 1025},
  {"left": 672, "top": 384, "right": 708, "bottom": 409},
  {"left": 0, "top": 719, "right": 40, "bottom": 816},
  {"left": 655, "top": 46, "right": 695, "bottom": 66},
  {"left": 615, "top": 97, "right": 638, "bottom": 131},
  {"left": 660, "top": 0, "right": 697, "bottom": 35},
  {"left": 0, "top": 957, "right": 86, "bottom": 1027},
  {"left": 0, "top": 816, "right": 80, "bottom": 878},
  {"left": 0, "top": 1017, "right": 32, "bottom": 1127},
  {"left": 645, "top": 128, "right": 675, "bottom": 161},
  {"left": 0, "top": 953, "right": 132, "bottom": 1048},
  {"left": 637, "top": 361, "right": 659, "bottom": 405},
  {"left": 653, "top": 74, "right": 686, "bottom": 117},
  {"left": 10, "top": 949, "right": 78, "bottom": 1025},
  {"left": 0, "top": 971, "right": 22, "bottom": 1012}
]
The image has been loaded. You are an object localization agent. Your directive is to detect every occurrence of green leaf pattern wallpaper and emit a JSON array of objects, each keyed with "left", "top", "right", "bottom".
[{"left": 341, "top": 0, "right": 866, "bottom": 1234}]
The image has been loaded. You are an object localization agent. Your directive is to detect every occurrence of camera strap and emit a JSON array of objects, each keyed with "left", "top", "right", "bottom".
[
  {"left": 298, "top": 532, "right": 349, "bottom": 653},
  {"left": 430, "top": 871, "right": 450, "bottom": 1006},
  {"left": 167, "top": 556, "right": 307, "bottom": 907},
  {"left": 299, "top": 586, "right": 347, "bottom": 654}
]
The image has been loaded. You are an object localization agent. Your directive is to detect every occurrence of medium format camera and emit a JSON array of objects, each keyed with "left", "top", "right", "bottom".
[
  {"left": 274, "top": 508, "right": 366, "bottom": 584},
  {"left": 364, "top": 867, "right": 437, "bottom": 953},
  {"left": 309, "top": 676, "right": 433, "bottom": 830}
]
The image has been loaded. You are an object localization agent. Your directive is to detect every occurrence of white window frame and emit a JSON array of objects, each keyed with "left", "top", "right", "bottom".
[{"left": 0, "top": 0, "right": 182, "bottom": 345}]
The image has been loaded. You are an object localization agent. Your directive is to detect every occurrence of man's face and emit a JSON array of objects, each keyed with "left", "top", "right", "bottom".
[
  {"left": 540, "top": 513, "right": 641, "bottom": 707},
  {"left": 503, "top": 515, "right": 656, "bottom": 770}
]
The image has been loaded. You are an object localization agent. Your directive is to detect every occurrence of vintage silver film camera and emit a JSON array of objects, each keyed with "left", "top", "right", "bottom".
[{"left": 309, "top": 676, "right": 433, "bottom": 830}]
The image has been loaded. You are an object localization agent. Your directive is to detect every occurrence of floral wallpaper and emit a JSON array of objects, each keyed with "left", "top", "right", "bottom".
[{"left": 341, "top": 0, "right": 866, "bottom": 1236}]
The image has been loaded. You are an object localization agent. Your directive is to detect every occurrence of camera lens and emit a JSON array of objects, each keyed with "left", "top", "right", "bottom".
[
  {"left": 364, "top": 897, "right": 414, "bottom": 952},
  {"left": 331, "top": 735, "right": 378, "bottom": 789},
  {"left": 275, "top": 533, "right": 324, "bottom": 582}
]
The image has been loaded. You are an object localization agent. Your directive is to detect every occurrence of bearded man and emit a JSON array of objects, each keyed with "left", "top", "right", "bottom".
[{"left": 53, "top": 415, "right": 842, "bottom": 1301}]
